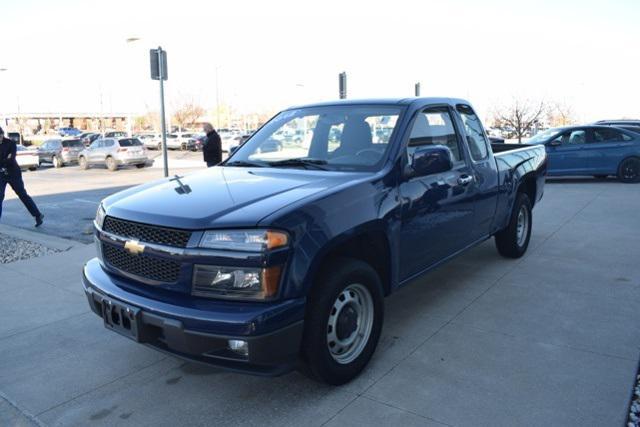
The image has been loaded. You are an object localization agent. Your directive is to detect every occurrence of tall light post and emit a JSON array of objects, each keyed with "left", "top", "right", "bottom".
[
  {"left": 215, "top": 66, "right": 221, "bottom": 129},
  {"left": 125, "top": 37, "right": 142, "bottom": 136},
  {"left": 0, "top": 68, "right": 8, "bottom": 131}
]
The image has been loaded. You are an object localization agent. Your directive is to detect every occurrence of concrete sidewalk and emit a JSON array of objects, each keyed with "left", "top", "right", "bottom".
[{"left": 1, "top": 179, "right": 639, "bottom": 426}]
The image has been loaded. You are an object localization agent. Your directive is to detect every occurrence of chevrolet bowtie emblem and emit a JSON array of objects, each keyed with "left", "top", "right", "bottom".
[{"left": 124, "top": 240, "right": 145, "bottom": 256}]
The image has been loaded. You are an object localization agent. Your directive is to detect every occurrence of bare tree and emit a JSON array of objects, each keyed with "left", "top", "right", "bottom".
[
  {"left": 172, "top": 102, "right": 205, "bottom": 131},
  {"left": 547, "top": 101, "right": 575, "bottom": 127},
  {"left": 493, "top": 99, "right": 546, "bottom": 143}
]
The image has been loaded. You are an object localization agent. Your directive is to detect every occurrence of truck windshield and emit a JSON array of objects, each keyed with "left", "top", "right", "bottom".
[{"left": 227, "top": 105, "right": 403, "bottom": 171}]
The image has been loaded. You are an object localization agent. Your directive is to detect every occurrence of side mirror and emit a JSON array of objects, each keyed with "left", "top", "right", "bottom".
[
  {"left": 549, "top": 139, "right": 561, "bottom": 147},
  {"left": 407, "top": 145, "right": 453, "bottom": 178},
  {"left": 229, "top": 146, "right": 239, "bottom": 155}
]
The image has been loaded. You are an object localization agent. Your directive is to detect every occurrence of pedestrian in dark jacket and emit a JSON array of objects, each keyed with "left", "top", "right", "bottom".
[
  {"left": 202, "top": 123, "right": 222, "bottom": 167},
  {"left": 0, "top": 127, "right": 44, "bottom": 226}
]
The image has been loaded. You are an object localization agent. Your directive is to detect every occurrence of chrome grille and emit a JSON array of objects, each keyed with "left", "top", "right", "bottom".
[
  {"left": 103, "top": 216, "right": 191, "bottom": 248},
  {"left": 102, "top": 244, "right": 181, "bottom": 283}
]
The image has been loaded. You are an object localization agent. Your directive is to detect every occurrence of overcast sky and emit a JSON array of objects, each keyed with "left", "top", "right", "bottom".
[{"left": 1, "top": 0, "right": 638, "bottom": 121}]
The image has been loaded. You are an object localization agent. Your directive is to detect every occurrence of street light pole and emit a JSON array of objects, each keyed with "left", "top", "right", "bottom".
[
  {"left": 157, "top": 47, "right": 169, "bottom": 178},
  {"left": 215, "top": 66, "right": 220, "bottom": 129}
]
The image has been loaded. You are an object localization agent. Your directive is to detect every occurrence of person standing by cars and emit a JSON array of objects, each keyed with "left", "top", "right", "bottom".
[
  {"left": 202, "top": 123, "right": 222, "bottom": 167},
  {"left": 0, "top": 127, "right": 44, "bottom": 226}
]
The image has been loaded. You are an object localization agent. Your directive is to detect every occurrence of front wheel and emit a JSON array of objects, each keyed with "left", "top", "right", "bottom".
[
  {"left": 301, "top": 258, "right": 384, "bottom": 385},
  {"left": 495, "top": 192, "right": 532, "bottom": 258},
  {"left": 617, "top": 157, "right": 640, "bottom": 183},
  {"left": 52, "top": 156, "right": 62, "bottom": 168},
  {"left": 106, "top": 156, "right": 117, "bottom": 171},
  {"left": 135, "top": 163, "right": 145, "bottom": 169},
  {"left": 78, "top": 156, "right": 88, "bottom": 170}
]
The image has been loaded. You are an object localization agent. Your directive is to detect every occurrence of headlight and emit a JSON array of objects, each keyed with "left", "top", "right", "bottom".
[
  {"left": 95, "top": 204, "right": 106, "bottom": 229},
  {"left": 199, "top": 229, "right": 288, "bottom": 251},
  {"left": 192, "top": 265, "right": 282, "bottom": 300}
]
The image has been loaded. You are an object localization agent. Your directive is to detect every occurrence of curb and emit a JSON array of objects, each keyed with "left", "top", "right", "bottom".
[{"left": 0, "top": 224, "right": 87, "bottom": 251}]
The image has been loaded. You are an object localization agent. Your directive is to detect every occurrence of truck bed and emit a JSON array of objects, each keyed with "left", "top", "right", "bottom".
[{"left": 491, "top": 142, "right": 537, "bottom": 154}]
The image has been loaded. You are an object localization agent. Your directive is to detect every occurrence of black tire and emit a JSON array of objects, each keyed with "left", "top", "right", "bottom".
[
  {"left": 135, "top": 163, "right": 145, "bottom": 169},
  {"left": 300, "top": 257, "right": 384, "bottom": 385},
  {"left": 106, "top": 156, "right": 117, "bottom": 172},
  {"left": 495, "top": 192, "right": 532, "bottom": 258},
  {"left": 593, "top": 175, "right": 608, "bottom": 179},
  {"left": 52, "top": 156, "right": 62, "bottom": 168},
  {"left": 617, "top": 157, "right": 640, "bottom": 183},
  {"left": 157, "top": 143, "right": 162, "bottom": 150},
  {"left": 78, "top": 156, "right": 88, "bottom": 170},
  {"left": 28, "top": 166, "right": 37, "bottom": 171}
]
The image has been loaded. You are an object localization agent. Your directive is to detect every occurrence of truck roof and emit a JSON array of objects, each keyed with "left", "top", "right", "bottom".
[{"left": 286, "top": 97, "right": 471, "bottom": 110}]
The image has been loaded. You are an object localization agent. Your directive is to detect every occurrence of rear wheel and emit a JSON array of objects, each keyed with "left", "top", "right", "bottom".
[
  {"left": 106, "top": 156, "right": 117, "bottom": 171},
  {"left": 78, "top": 156, "right": 88, "bottom": 170},
  {"left": 157, "top": 143, "right": 162, "bottom": 150},
  {"left": 301, "top": 257, "right": 383, "bottom": 385},
  {"left": 617, "top": 157, "right": 640, "bottom": 183},
  {"left": 495, "top": 192, "right": 532, "bottom": 258},
  {"left": 52, "top": 156, "right": 62, "bottom": 168},
  {"left": 135, "top": 163, "right": 145, "bottom": 169}
]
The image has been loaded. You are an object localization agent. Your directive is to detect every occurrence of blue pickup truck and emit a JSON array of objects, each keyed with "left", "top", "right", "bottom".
[{"left": 84, "top": 98, "right": 546, "bottom": 384}]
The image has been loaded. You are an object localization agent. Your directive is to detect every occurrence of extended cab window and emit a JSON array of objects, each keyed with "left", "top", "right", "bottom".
[
  {"left": 408, "top": 108, "right": 461, "bottom": 162},
  {"left": 457, "top": 105, "right": 489, "bottom": 161}
]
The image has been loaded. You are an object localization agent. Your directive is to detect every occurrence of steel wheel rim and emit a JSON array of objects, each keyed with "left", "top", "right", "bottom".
[
  {"left": 516, "top": 205, "right": 529, "bottom": 247},
  {"left": 327, "top": 283, "right": 374, "bottom": 364}
]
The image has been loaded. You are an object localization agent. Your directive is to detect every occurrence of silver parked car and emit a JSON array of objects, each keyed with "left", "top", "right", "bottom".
[
  {"left": 37, "top": 138, "right": 85, "bottom": 168},
  {"left": 78, "top": 137, "right": 152, "bottom": 171}
]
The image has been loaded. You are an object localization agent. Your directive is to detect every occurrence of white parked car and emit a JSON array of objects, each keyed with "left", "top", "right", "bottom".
[{"left": 16, "top": 145, "right": 39, "bottom": 171}]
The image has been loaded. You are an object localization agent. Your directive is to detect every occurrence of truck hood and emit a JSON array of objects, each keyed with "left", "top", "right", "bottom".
[{"left": 103, "top": 166, "right": 365, "bottom": 229}]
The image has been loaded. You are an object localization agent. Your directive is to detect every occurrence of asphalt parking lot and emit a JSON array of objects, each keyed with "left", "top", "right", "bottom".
[
  {"left": 0, "top": 175, "right": 639, "bottom": 426},
  {"left": 1, "top": 150, "right": 208, "bottom": 242}
]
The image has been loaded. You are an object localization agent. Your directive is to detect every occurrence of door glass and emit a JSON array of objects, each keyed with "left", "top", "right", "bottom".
[
  {"left": 408, "top": 108, "right": 461, "bottom": 162},
  {"left": 457, "top": 105, "right": 489, "bottom": 161},
  {"left": 565, "top": 130, "right": 586, "bottom": 145}
]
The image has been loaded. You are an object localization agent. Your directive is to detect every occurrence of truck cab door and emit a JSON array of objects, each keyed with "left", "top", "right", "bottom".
[
  {"left": 398, "top": 106, "right": 477, "bottom": 281},
  {"left": 455, "top": 104, "right": 500, "bottom": 240}
]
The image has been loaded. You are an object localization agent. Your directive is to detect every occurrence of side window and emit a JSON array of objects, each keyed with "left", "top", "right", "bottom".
[
  {"left": 408, "top": 107, "right": 461, "bottom": 162},
  {"left": 457, "top": 105, "right": 489, "bottom": 161},
  {"left": 592, "top": 128, "right": 624, "bottom": 142},
  {"left": 105, "top": 140, "right": 115, "bottom": 147},
  {"left": 328, "top": 123, "right": 344, "bottom": 153}
]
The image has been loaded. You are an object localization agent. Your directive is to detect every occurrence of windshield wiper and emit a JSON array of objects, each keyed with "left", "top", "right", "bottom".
[
  {"left": 224, "top": 160, "right": 267, "bottom": 168},
  {"left": 266, "top": 158, "right": 329, "bottom": 170}
]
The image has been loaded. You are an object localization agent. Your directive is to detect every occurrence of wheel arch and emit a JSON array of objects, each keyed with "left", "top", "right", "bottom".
[{"left": 304, "top": 223, "right": 393, "bottom": 297}]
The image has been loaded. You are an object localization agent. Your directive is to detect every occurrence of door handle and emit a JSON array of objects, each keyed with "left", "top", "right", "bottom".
[{"left": 458, "top": 175, "right": 474, "bottom": 186}]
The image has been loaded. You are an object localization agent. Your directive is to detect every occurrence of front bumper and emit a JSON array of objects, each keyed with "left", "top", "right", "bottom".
[{"left": 83, "top": 259, "right": 305, "bottom": 376}]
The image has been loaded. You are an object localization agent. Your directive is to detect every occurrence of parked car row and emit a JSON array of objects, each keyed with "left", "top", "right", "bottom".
[
  {"left": 14, "top": 137, "right": 153, "bottom": 172},
  {"left": 134, "top": 133, "right": 205, "bottom": 151}
]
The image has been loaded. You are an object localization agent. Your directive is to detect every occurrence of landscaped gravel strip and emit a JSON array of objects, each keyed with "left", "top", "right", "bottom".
[
  {"left": 0, "top": 232, "right": 61, "bottom": 264},
  {"left": 629, "top": 370, "right": 640, "bottom": 427}
]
